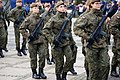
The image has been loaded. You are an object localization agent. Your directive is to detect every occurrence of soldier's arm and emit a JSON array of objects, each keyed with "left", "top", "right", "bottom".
[
  {"left": 7, "top": 9, "right": 16, "bottom": 22},
  {"left": 19, "top": 17, "right": 30, "bottom": 38},
  {"left": 42, "top": 17, "right": 54, "bottom": 43},
  {"left": 109, "top": 15, "right": 120, "bottom": 36},
  {"left": 4, "top": 10, "right": 10, "bottom": 27},
  {"left": 23, "top": 9, "right": 27, "bottom": 18},
  {"left": 73, "top": 15, "right": 88, "bottom": 39}
]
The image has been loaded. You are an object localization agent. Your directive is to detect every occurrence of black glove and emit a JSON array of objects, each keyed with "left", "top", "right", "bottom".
[
  {"left": 53, "top": 39, "right": 60, "bottom": 48},
  {"left": 28, "top": 35, "right": 35, "bottom": 43}
]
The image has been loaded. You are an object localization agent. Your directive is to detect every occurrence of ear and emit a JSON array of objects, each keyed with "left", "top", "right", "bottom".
[{"left": 90, "top": 3, "right": 94, "bottom": 8}]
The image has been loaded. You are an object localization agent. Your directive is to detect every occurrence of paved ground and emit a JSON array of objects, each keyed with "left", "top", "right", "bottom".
[{"left": 0, "top": 19, "right": 120, "bottom": 80}]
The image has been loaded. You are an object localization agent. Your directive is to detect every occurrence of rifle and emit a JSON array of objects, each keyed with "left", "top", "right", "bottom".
[
  {"left": 53, "top": 7, "right": 76, "bottom": 48},
  {"left": 86, "top": 2, "right": 118, "bottom": 48},
  {"left": 28, "top": 6, "right": 53, "bottom": 43}
]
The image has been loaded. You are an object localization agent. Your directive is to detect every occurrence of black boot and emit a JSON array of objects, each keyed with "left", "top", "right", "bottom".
[
  {"left": 21, "top": 49, "right": 27, "bottom": 55},
  {"left": 32, "top": 69, "right": 40, "bottom": 79},
  {"left": 0, "top": 49, "right": 4, "bottom": 58},
  {"left": 39, "top": 68, "right": 47, "bottom": 79},
  {"left": 56, "top": 74, "right": 62, "bottom": 80},
  {"left": 86, "top": 69, "right": 89, "bottom": 80},
  {"left": 17, "top": 49, "right": 22, "bottom": 56},
  {"left": 110, "top": 65, "right": 119, "bottom": 77},
  {"left": 69, "top": 67, "right": 77, "bottom": 75},
  {"left": 3, "top": 48, "right": 8, "bottom": 52},
  {"left": 62, "top": 72, "right": 67, "bottom": 80},
  {"left": 47, "top": 58, "right": 52, "bottom": 65}
]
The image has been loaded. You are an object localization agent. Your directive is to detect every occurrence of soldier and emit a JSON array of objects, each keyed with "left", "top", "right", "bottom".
[
  {"left": 41, "top": 2, "right": 54, "bottom": 65},
  {"left": 2, "top": 0, "right": 10, "bottom": 52},
  {"left": 43, "top": 1, "right": 74, "bottom": 80},
  {"left": 64, "top": 5, "right": 78, "bottom": 75},
  {"left": 7, "top": 0, "right": 27, "bottom": 56},
  {"left": 19, "top": 3, "right": 47, "bottom": 79},
  {"left": 0, "top": 0, "right": 7, "bottom": 58},
  {"left": 74, "top": 0, "right": 90, "bottom": 79},
  {"left": 69, "top": 31, "right": 78, "bottom": 75},
  {"left": 74, "top": 0, "right": 110, "bottom": 80},
  {"left": 109, "top": 3, "right": 120, "bottom": 77}
]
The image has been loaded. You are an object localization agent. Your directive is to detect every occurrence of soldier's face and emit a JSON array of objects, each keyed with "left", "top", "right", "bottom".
[
  {"left": 16, "top": 2, "right": 22, "bottom": 7},
  {"left": 91, "top": 2, "right": 102, "bottom": 10},
  {"left": 56, "top": 5, "right": 66, "bottom": 12},
  {"left": 32, "top": 7, "right": 39, "bottom": 14},
  {"left": 44, "top": 5, "right": 51, "bottom": 11}
]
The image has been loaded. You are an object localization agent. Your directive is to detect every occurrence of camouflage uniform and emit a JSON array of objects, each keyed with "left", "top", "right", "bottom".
[
  {"left": 0, "top": 3, "right": 7, "bottom": 57},
  {"left": 74, "top": 7, "right": 110, "bottom": 80},
  {"left": 109, "top": 9, "right": 120, "bottom": 77},
  {"left": 7, "top": 0, "right": 27, "bottom": 56},
  {"left": 43, "top": 9, "right": 74, "bottom": 80},
  {"left": 69, "top": 31, "right": 78, "bottom": 75},
  {"left": 20, "top": 11, "right": 47, "bottom": 79}
]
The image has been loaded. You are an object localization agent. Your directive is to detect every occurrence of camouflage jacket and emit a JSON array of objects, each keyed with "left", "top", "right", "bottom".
[
  {"left": 74, "top": 9, "right": 108, "bottom": 48},
  {"left": 109, "top": 10, "right": 120, "bottom": 49},
  {"left": 74, "top": 9, "right": 90, "bottom": 45},
  {"left": 40, "top": 10, "right": 54, "bottom": 26},
  {"left": 20, "top": 13, "right": 45, "bottom": 44},
  {"left": 7, "top": 7, "right": 26, "bottom": 25},
  {"left": 43, "top": 12, "right": 72, "bottom": 47}
]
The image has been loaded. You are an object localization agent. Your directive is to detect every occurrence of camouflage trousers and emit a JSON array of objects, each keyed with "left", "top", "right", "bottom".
[
  {"left": 81, "top": 38, "right": 89, "bottom": 77},
  {"left": 0, "top": 27, "right": 7, "bottom": 49},
  {"left": 52, "top": 45, "right": 74, "bottom": 74},
  {"left": 112, "top": 46, "right": 120, "bottom": 73},
  {"left": 28, "top": 43, "right": 46, "bottom": 69},
  {"left": 86, "top": 47, "right": 110, "bottom": 80},
  {"left": 3, "top": 30, "right": 8, "bottom": 49},
  {"left": 111, "top": 46, "right": 118, "bottom": 66},
  {"left": 14, "top": 27, "right": 27, "bottom": 50},
  {"left": 44, "top": 40, "right": 50, "bottom": 58},
  {"left": 82, "top": 45, "right": 89, "bottom": 77},
  {"left": 116, "top": 50, "right": 120, "bottom": 77},
  {"left": 70, "top": 44, "right": 77, "bottom": 64}
]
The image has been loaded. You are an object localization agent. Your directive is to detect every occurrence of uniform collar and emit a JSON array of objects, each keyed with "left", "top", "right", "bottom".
[
  {"left": 56, "top": 12, "right": 66, "bottom": 18},
  {"left": 90, "top": 9, "right": 102, "bottom": 17},
  {"left": 17, "top": 6, "right": 22, "bottom": 9},
  {"left": 31, "top": 13, "right": 40, "bottom": 19}
]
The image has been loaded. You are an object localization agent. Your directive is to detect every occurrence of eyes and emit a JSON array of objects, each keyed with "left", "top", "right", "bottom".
[
  {"left": 45, "top": 5, "right": 50, "bottom": 8},
  {"left": 59, "top": 5, "right": 66, "bottom": 8},
  {"left": 94, "top": 2, "right": 101, "bottom": 5}
]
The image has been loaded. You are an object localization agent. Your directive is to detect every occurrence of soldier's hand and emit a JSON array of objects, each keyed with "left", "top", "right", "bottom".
[
  {"left": 106, "top": 17, "right": 111, "bottom": 23},
  {"left": 28, "top": 35, "right": 34, "bottom": 40}
]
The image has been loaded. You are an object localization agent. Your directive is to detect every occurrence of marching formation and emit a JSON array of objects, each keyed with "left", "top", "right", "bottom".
[{"left": 0, "top": 0, "right": 120, "bottom": 80}]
